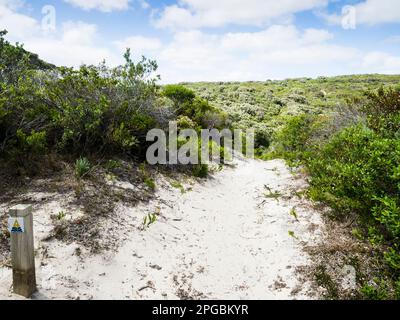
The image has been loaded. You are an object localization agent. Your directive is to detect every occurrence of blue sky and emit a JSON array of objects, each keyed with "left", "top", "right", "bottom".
[{"left": 1, "top": 0, "right": 400, "bottom": 83}]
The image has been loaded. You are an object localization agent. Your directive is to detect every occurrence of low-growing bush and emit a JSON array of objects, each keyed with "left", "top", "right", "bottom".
[
  {"left": 360, "top": 283, "right": 388, "bottom": 300},
  {"left": 192, "top": 164, "right": 209, "bottom": 178},
  {"left": 75, "top": 157, "right": 91, "bottom": 178},
  {"left": 0, "top": 30, "right": 162, "bottom": 161},
  {"left": 274, "top": 86, "right": 400, "bottom": 299},
  {"left": 271, "top": 114, "right": 316, "bottom": 163},
  {"left": 144, "top": 177, "right": 156, "bottom": 190}
]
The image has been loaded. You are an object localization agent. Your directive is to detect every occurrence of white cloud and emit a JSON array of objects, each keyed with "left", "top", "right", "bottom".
[
  {"left": 154, "top": 0, "right": 329, "bottom": 29},
  {"left": 154, "top": 26, "right": 361, "bottom": 82},
  {"left": 24, "top": 21, "right": 119, "bottom": 67},
  {"left": 138, "top": 0, "right": 150, "bottom": 10},
  {"left": 302, "top": 28, "right": 333, "bottom": 44},
  {"left": 0, "top": 0, "right": 25, "bottom": 10},
  {"left": 64, "top": 0, "right": 130, "bottom": 12},
  {"left": 362, "top": 52, "right": 400, "bottom": 73},
  {"left": 115, "top": 25, "right": 400, "bottom": 83},
  {"left": 353, "top": 0, "right": 400, "bottom": 25},
  {"left": 0, "top": 2, "right": 39, "bottom": 38},
  {"left": 62, "top": 21, "right": 98, "bottom": 45},
  {"left": 384, "top": 35, "right": 400, "bottom": 44},
  {"left": 0, "top": 2, "right": 119, "bottom": 67},
  {"left": 323, "top": 0, "right": 400, "bottom": 26},
  {"left": 114, "top": 36, "right": 162, "bottom": 56}
]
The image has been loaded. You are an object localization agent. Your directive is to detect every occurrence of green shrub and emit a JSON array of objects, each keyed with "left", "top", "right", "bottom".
[
  {"left": 176, "top": 115, "right": 196, "bottom": 129},
  {"left": 1, "top": 30, "right": 161, "bottom": 161},
  {"left": 111, "top": 123, "right": 139, "bottom": 151},
  {"left": 104, "top": 159, "right": 121, "bottom": 170},
  {"left": 163, "top": 84, "right": 223, "bottom": 128},
  {"left": 163, "top": 85, "right": 195, "bottom": 106},
  {"left": 383, "top": 247, "right": 400, "bottom": 271},
  {"left": 16, "top": 129, "right": 47, "bottom": 154},
  {"left": 396, "top": 279, "right": 400, "bottom": 299},
  {"left": 306, "top": 125, "right": 400, "bottom": 216},
  {"left": 363, "top": 86, "right": 400, "bottom": 137},
  {"left": 144, "top": 177, "right": 156, "bottom": 190},
  {"left": 75, "top": 157, "right": 91, "bottom": 178},
  {"left": 272, "top": 114, "right": 316, "bottom": 163},
  {"left": 46, "top": 54, "right": 158, "bottom": 155},
  {"left": 192, "top": 164, "right": 209, "bottom": 178},
  {"left": 274, "top": 86, "right": 400, "bottom": 298},
  {"left": 360, "top": 283, "right": 388, "bottom": 300},
  {"left": 373, "top": 197, "right": 400, "bottom": 240}
]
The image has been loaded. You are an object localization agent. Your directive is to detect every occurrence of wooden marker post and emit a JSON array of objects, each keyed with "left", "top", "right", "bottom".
[{"left": 9, "top": 204, "right": 36, "bottom": 298}]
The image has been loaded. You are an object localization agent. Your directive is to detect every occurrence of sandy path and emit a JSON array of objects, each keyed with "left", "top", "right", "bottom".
[{"left": 0, "top": 158, "right": 323, "bottom": 300}]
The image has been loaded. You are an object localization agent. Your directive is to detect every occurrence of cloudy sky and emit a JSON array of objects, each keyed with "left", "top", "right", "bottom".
[{"left": 1, "top": 0, "right": 400, "bottom": 83}]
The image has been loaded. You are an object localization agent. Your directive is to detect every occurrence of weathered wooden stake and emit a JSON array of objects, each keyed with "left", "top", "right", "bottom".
[{"left": 9, "top": 204, "right": 36, "bottom": 298}]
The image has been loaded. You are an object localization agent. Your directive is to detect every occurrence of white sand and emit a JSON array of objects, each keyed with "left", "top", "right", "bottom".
[{"left": 0, "top": 158, "right": 324, "bottom": 300}]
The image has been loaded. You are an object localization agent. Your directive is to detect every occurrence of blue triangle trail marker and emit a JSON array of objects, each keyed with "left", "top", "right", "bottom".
[
  {"left": 11, "top": 220, "right": 23, "bottom": 233},
  {"left": 8, "top": 218, "right": 25, "bottom": 233}
]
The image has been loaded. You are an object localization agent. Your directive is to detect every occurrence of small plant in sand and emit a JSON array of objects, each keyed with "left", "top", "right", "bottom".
[
  {"left": 142, "top": 213, "right": 157, "bottom": 230},
  {"left": 360, "top": 284, "right": 388, "bottom": 300},
  {"left": 75, "top": 157, "right": 91, "bottom": 178},
  {"left": 144, "top": 178, "right": 156, "bottom": 190},
  {"left": 105, "top": 173, "right": 116, "bottom": 182},
  {"left": 56, "top": 211, "right": 66, "bottom": 221},
  {"left": 289, "top": 208, "right": 299, "bottom": 222},
  {"left": 140, "top": 163, "right": 157, "bottom": 190},
  {"left": 264, "top": 185, "right": 281, "bottom": 200},
  {"left": 351, "top": 228, "right": 364, "bottom": 240},
  {"left": 170, "top": 180, "right": 185, "bottom": 193},
  {"left": 105, "top": 159, "right": 121, "bottom": 170},
  {"left": 288, "top": 230, "right": 299, "bottom": 240},
  {"left": 50, "top": 211, "right": 67, "bottom": 222},
  {"left": 294, "top": 190, "right": 306, "bottom": 199}
]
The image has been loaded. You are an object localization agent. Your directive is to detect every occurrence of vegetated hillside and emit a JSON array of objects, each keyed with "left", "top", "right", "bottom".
[
  {"left": 184, "top": 75, "right": 400, "bottom": 155},
  {"left": 0, "top": 30, "right": 55, "bottom": 74},
  {"left": 185, "top": 77, "right": 400, "bottom": 300}
]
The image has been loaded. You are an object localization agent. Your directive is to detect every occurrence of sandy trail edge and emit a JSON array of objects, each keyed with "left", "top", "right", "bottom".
[{"left": 0, "top": 158, "right": 324, "bottom": 300}]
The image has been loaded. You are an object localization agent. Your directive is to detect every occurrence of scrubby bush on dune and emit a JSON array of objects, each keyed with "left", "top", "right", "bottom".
[
  {"left": 163, "top": 84, "right": 196, "bottom": 106},
  {"left": 40, "top": 49, "right": 161, "bottom": 156},
  {"left": 163, "top": 84, "right": 227, "bottom": 129},
  {"left": 0, "top": 30, "right": 161, "bottom": 164},
  {"left": 363, "top": 86, "right": 400, "bottom": 137},
  {"left": 0, "top": 32, "right": 226, "bottom": 178},
  {"left": 273, "top": 85, "right": 400, "bottom": 299},
  {"left": 271, "top": 114, "right": 316, "bottom": 164}
]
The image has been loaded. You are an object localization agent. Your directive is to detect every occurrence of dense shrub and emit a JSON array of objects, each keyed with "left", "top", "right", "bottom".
[
  {"left": 192, "top": 164, "right": 209, "bottom": 178},
  {"left": 163, "top": 84, "right": 226, "bottom": 129},
  {"left": 163, "top": 84, "right": 195, "bottom": 106},
  {"left": 43, "top": 51, "right": 160, "bottom": 155},
  {"left": 274, "top": 86, "right": 400, "bottom": 298},
  {"left": 0, "top": 31, "right": 227, "bottom": 182},
  {"left": 272, "top": 114, "right": 316, "bottom": 163},
  {"left": 0, "top": 31, "right": 162, "bottom": 162},
  {"left": 307, "top": 125, "right": 400, "bottom": 216},
  {"left": 363, "top": 87, "right": 400, "bottom": 137}
]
